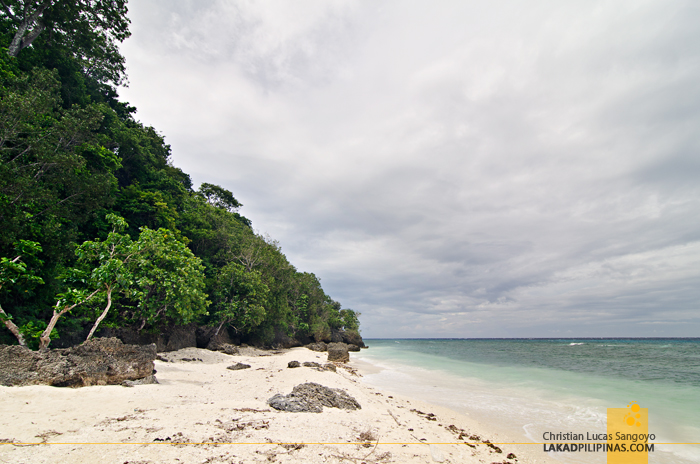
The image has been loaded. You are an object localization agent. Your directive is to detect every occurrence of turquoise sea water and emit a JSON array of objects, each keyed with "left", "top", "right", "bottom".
[{"left": 355, "top": 339, "right": 700, "bottom": 464}]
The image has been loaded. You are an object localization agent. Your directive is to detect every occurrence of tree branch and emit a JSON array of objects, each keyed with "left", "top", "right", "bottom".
[
  {"left": 0, "top": 0, "right": 18, "bottom": 22},
  {"left": 0, "top": 302, "right": 27, "bottom": 347},
  {"left": 86, "top": 285, "right": 112, "bottom": 340}
]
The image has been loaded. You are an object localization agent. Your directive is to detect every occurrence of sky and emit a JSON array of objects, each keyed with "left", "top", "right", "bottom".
[{"left": 119, "top": 0, "right": 700, "bottom": 338}]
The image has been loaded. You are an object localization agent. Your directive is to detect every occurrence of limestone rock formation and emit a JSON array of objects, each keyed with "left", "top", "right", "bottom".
[
  {"left": 0, "top": 337, "right": 156, "bottom": 387},
  {"left": 267, "top": 382, "right": 361, "bottom": 413},
  {"left": 306, "top": 342, "right": 328, "bottom": 352},
  {"left": 327, "top": 342, "right": 350, "bottom": 363}
]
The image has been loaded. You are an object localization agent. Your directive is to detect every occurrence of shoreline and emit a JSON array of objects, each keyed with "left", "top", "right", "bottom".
[{"left": 0, "top": 346, "right": 559, "bottom": 463}]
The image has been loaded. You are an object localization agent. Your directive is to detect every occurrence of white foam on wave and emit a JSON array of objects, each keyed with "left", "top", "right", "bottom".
[{"left": 355, "top": 345, "right": 700, "bottom": 464}]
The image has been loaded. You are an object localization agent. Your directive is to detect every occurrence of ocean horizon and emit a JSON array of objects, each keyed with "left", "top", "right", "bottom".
[{"left": 355, "top": 338, "right": 700, "bottom": 464}]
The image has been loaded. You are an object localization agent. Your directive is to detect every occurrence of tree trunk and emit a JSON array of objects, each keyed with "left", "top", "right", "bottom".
[
  {"left": 86, "top": 286, "right": 112, "bottom": 341},
  {"left": 39, "top": 288, "right": 100, "bottom": 350},
  {"left": 6, "top": 1, "right": 52, "bottom": 57},
  {"left": 7, "top": 21, "right": 28, "bottom": 57},
  {"left": 39, "top": 303, "right": 66, "bottom": 350},
  {"left": 0, "top": 303, "right": 27, "bottom": 347}
]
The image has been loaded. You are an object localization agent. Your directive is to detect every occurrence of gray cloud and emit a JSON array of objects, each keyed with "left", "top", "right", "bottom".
[{"left": 120, "top": 0, "right": 700, "bottom": 338}]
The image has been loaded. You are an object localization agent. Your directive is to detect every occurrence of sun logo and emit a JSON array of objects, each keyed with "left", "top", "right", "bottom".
[{"left": 624, "top": 401, "right": 643, "bottom": 427}]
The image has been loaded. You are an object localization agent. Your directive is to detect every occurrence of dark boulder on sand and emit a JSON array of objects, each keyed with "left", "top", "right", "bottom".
[
  {"left": 267, "top": 382, "right": 361, "bottom": 413},
  {"left": 227, "top": 362, "right": 251, "bottom": 370},
  {"left": 0, "top": 337, "right": 156, "bottom": 387}
]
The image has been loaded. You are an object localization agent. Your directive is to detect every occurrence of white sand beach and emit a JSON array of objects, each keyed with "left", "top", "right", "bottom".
[{"left": 0, "top": 347, "right": 558, "bottom": 463}]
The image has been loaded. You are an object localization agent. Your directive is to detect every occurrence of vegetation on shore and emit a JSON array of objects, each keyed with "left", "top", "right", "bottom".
[{"left": 0, "top": 1, "right": 360, "bottom": 350}]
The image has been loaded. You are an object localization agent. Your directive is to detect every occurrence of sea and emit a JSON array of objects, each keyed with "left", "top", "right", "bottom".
[{"left": 354, "top": 338, "right": 700, "bottom": 464}]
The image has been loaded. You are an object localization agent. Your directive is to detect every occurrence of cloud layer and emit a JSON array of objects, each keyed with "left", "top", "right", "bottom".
[{"left": 120, "top": 0, "right": 700, "bottom": 337}]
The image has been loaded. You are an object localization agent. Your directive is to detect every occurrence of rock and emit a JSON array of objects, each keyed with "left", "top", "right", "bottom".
[
  {"left": 218, "top": 344, "right": 239, "bottom": 355},
  {"left": 271, "top": 329, "right": 304, "bottom": 349},
  {"left": 162, "top": 323, "right": 197, "bottom": 351},
  {"left": 122, "top": 375, "right": 159, "bottom": 387},
  {"left": 327, "top": 342, "right": 350, "bottom": 363},
  {"left": 347, "top": 344, "right": 361, "bottom": 352},
  {"left": 323, "top": 363, "right": 337, "bottom": 372},
  {"left": 302, "top": 361, "right": 321, "bottom": 368},
  {"left": 205, "top": 329, "right": 233, "bottom": 351},
  {"left": 0, "top": 338, "right": 156, "bottom": 387},
  {"left": 226, "top": 362, "right": 251, "bottom": 371},
  {"left": 306, "top": 342, "right": 327, "bottom": 352},
  {"left": 341, "top": 330, "right": 365, "bottom": 348},
  {"left": 330, "top": 329, "right": 344, "bottom": 343},
  {"left": 267, "top": 382, "right": 361, "bottom": 413},
  {"left": 287, "top": 361, "right": 301, "bottom": 368},
  {"left": 98, "top": 323, "right": 197, "bottom": 352},
  {"left": 196, "top": 325, "right": 234, "bottom": 350}
]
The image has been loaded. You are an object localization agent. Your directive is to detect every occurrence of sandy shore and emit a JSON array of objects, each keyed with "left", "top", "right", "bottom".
[{"left": 0, "top": 346, "right": 558, "bottom": 463}]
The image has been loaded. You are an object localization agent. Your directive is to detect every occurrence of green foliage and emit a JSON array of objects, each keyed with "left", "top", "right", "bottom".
[
  {"left": 340, "top": 309, "right": 360, "bottom": 332},
  {"left": 0, "top": 5, "right": 361, "bottom": 348},
  {"left": 73, "top": 215, "right": 209, "bottom": 334},
  {"left": 199, "top": 183, "right": 242, "bottom": 213},
  {"left": 2, "top": 0, "right": 130, "bottom": 85},
  {"left": 0, "top": 240, "right": 44, "bottom": 290},
  {"left": 212, "top": 262, "right": 268, "bottom": 335},
  {"left": 128, "top": 227, "right": 209, "bottom": 327},
  {"left": 19, "top": 319, "right": 56, "bottom": 350}
]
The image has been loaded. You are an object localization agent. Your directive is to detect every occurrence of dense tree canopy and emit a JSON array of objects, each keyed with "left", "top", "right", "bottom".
[{"left": 0, "top": 3, "right": 360, "bottom": 349}]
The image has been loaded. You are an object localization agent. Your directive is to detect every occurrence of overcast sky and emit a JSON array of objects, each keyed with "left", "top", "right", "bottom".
[{"left": 119, "top": 0, "right": 700, "bottom": 338}]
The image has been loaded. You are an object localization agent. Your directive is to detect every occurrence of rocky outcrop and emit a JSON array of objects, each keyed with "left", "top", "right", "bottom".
[
  {"left": 340, "top": 330, "right": 365, "bottom": 348},
  {"left": 267, "top": 382, "right": 361, "bottom": 413},
  {"left": 49, "top": 321, "right": 364, "bottom": 353},
  {"left": 197, "top": 326, "right": 233, "bottom": 351},
  {"left": 327, "top": 342, "right": 350, "bottom": 363},
  {"left": 270, "top": 329, "right": 304, "bottom": 349},
  {"left": 306, "top": 342, "right": 328, "bottom": 352},
  {"left": 0, "top": 337, "right": 156, "bottom": 387},
  {"left": 97, "top": 323, "right": 197, "bottom": 352},
  {"left": 161, "top": 323, "right": 197, "bottom": 351},
  {"left": 330, "top": 330, "right": 344, "bottom": 343}
]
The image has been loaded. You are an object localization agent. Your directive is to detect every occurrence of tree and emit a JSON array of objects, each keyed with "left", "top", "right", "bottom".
[
  {"left": 0, "top": 67, "right": 120, "bottom": 254},
  {"left": 127, "top": 226, "right": 210, "bottom": 331},
  {"left": 73, "top": 213, "right": 136, "bottom": 341},
  {"left": 211, "top": 262, "right": 269, "bottom": 337},
  {"left": 37, "top": 214, "right": 210, "bottom": 350},
  {"left": 1, "top": 0, "right": 130, "bottom": 86},
  {"left": 0, "top": 239, "right": 43, "bottom": 346},
  {"left": 198, "top": 183, "right": 241, "bottom": 213}
]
